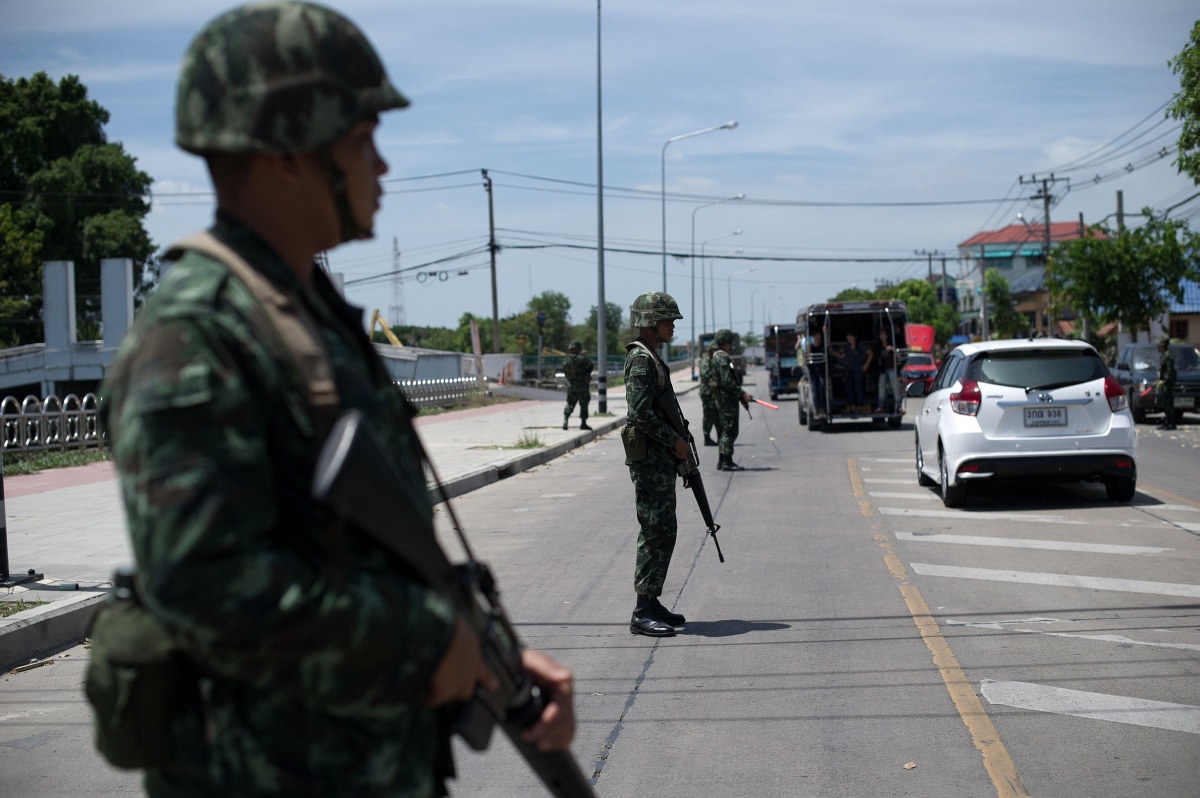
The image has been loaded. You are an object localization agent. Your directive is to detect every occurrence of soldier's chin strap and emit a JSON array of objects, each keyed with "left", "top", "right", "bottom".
[{"left": 317, "top": 146, "right": 372, "bottom": 243}]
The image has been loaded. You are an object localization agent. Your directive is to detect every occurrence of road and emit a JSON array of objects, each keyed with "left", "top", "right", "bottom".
[{"left": 2, "top": 367, "right": 1198, "bottom": 797}]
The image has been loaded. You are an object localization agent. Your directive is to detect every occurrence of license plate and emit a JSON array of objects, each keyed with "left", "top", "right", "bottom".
[
  {"left": 1024, "top": 407, "right": 1067, "bottom": 427},
  {"left": 1175, "top": 397, "right": 1195, "bottom": 409}
]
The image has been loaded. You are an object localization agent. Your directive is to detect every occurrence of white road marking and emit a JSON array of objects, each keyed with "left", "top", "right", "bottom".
[
  {"left": 910, "top": 562, "right": 1200, "bottom": 598},
  {"left": 1154, "top": 504, "right": 1199, "bottom": 513},
  {"left": 880, "top": 507, "right": 1085, "bottom": 524},
  {"left": 539, "top": 493, "right": 577, "bottom": 499},
  {"left": 945, "top": 618, "right": 1200, "bottom": 653},
  {"left": 980, "top": 680, "right": 1200, "bottom": 735},
  {"left": 863, "top": 458, "right": 911, "bottom": 463},
  {"left": 1177, "top": 522, "right": 1200, "bottom": 533},
  {"left": 895, "top": 532, "right": 1171, "bottom": 556},
  {"left": 863, "top": 478, "right": 915, "bottom": 484},
  {"left": 869, "top": 491, "right": 940, "bottom": 500}
]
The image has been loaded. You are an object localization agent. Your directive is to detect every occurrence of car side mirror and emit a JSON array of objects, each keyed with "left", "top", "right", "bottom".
[{"left": 906, "top": 381, "right": 928, "bottom": 398}]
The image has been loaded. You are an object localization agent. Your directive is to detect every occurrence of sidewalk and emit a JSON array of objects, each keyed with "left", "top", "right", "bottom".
[{"left": 1, "top": 371, "right": 698, "bottom": 671}]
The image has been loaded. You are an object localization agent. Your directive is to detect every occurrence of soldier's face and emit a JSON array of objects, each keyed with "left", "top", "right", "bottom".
[
  {"left": 655, "top": 319, "right": 675, "bottom": 343},
  {"left": 331, "top": 117, "right": 388, "bottom": 238}
]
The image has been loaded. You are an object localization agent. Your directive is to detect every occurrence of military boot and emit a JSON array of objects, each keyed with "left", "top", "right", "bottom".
[
  {"left": 646, "top": 596, "right": 685, "bottom": 630},
  {"left": 580, "top": 419, "right": 592, "bottom": 431},
  {"left": 703, "top": 432, "right": 717, "bottom": 446},
  {"left": 716, "top": 453, "right": 727, "bottom": 471},
  {"left": 630, "top": 595, "right": 675, "bottom": 637},
  {"left": 563, "top": 415, "right": 569, "bottom": 430},
  {"left": 723, "top": 455, "right": 745, "bottom": 471}
]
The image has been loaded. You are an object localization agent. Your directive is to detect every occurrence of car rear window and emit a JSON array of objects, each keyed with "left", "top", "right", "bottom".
[
  {"left": 966, "top": 349, "right": 1107, "bottom": 390},
  {"left": 907, "top": 354, "right": 934, "bottom": 366}
]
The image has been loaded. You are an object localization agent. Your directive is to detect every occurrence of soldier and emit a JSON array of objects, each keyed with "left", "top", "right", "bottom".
[
  {"left": 562, "top": 339, "right": 594, "bottom": 430},
  {"left": 1157, "top": 336, "right": 1178, "bottom": 430},
  {"left": 621, "top": 291, "right": 690, "bottom": 637},
  {"left": 698, "top": 337, "right": 721, "bottom": 446},
  {"left": 711, "top": 329, "right": 753, "bottom": 471},
  {"left": 98, "top": 3, "right": 574, "bottom": 795}
]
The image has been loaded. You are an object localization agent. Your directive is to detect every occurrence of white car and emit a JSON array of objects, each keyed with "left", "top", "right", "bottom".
[{"left": 907, "top": 339, "right": 1137, "bottom": 507}]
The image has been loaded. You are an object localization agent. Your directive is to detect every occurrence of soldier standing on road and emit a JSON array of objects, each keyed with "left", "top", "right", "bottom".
[
  {"left": 1157, "top": 336, "right": 1178, "bottom": 430},
  {"left": 711, "top": 329, "right": 752, "bottom": 471},
  {"left": 698, "top": 338, "right": 721, "bottom": 446},
  {"left": 562, "top": 339, "right": 594, "bottom": 430},
  {"left": 98, "top": 4, "right": 574, "bottom": 795},
  {"left": 621, "top": 291, "right": 690, "bottom": 638}
]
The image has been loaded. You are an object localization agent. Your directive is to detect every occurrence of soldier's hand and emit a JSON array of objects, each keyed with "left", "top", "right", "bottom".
[
  {"left": 672, "top": 436, "right": 690, "bottom": 460},
  {"left": 519, "top": 649, "right": 576, "bottom": 751},
  {"left": 426, "top": 616, "right": 498, "bottom": 707}
]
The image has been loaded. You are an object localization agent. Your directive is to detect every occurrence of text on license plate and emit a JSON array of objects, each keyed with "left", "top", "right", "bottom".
[{"left": 1024, "top": 407, "right": 1067, "bottom": 427}]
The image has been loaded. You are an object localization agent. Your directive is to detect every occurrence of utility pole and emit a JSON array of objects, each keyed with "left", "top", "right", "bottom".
[
  {"left": 915, "top": 249, "right": 945, "bottom": 301},
  {"left": 979, "top": 242, "right": 989, "bottom": 341},
  {"left": 1020, "top": 174, "right": 1067, "bottom": 336},
  {"left": 389, "top": 237, "right": 405, "bottom": 327},
  {"left": 482, "top": 170, "right": 501, "bottom": 353}
]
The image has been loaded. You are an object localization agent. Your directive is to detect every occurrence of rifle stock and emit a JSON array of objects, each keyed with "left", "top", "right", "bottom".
[
  {"left": 652, "top": 392, "right": 726, "bottom": 563},
  {"left": 313, "top": 410, "right": 595, "bottom": 798}
]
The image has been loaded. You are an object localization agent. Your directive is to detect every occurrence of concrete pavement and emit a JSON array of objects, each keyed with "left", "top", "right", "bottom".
[{"left": 0, "top": 371, "right": 698, "bottom": 671}]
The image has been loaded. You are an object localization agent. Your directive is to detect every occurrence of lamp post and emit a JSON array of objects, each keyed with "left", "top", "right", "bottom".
[
  {"left": 661, "top": 122, "right": 738, "bottom": 293},
  {"left": 701, "top": 232, "right": 742, "bottom": 333},
  {"left": 595, "top": 0, "right": 608, "bottom": 411},
  {"left": 690, "top": 195, "right": 743, "bottom": 378},
  {"left": 750, "top": 284, "right": 774, "bottom": 339},
  {"left": 727, "top": 267, "right": 755, "bottom": 330}
]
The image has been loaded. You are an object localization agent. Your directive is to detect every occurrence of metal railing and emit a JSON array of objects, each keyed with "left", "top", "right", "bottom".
[
  {"left": 398, "top": 377, "right": 481, "bottom": 409},
  {"left": 1, "top": 393, "right": 102, "bottom": 453}
]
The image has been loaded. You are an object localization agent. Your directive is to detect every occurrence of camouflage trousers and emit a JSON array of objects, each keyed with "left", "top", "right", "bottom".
[
  {"left": 564, "top": 388, "right": 590, "bottom": 421},
  {"left": 701, "top": 395, "right": 720, "bottom": 437},
  {"left": 628, "top": 448, "right": 679, "bottom": 597},
  {"left": 717, "top": 401, "right": 740, "bottom": 456}
]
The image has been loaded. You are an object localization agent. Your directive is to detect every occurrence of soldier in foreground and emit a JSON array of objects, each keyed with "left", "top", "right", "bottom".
[
  {"left": 621, "top": 292, "right": 691, "bottom": 637},
  {"left": 98, "top": 3, "right": 574, "bottom": 795},
  {"left": 711, "top": 329, "right": 753, "bottom": 471},
  {"left": 562, "top": 340, "right": 594, "bottom": 430}
]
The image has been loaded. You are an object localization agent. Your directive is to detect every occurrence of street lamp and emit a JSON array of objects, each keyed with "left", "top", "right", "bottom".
[
  {"left": 702, "top": 231, "right": 742, "bottom": 333},
  {"left": 691, "top": 201, "right": 742, "bottom": 375},
  {"left": 750, "top": 284, "right": 774, "bottom": 338},
  {"left": 661, "top": 122, "right": 738, "bottom": 292},
  {"left": 727, "top": 267, "right": 755, "bottom": 330}
]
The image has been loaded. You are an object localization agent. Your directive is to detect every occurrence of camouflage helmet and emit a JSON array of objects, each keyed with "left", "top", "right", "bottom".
[
  {"left": 1158, "top": 335, "right": 1172, "bottom": 347},
  {"left": 630, "top": 291, "right": 683, "bottom": 328},
  {"left": 568, "top": 340, "right": 582, "bottom": 354},
  {"left": 176, "top": 1, "right": 409, "bottom": 156},
  {"left": 714, "top": 329, "right": 734, "bottom": 346}
]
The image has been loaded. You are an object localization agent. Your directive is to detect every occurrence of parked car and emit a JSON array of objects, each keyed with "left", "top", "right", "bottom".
[
  {"left": 901, "top": 352, "right": 937, "bottom": 392},
  {"left": 1111, "top": 342, "right": 1200, "bottom": 423},
  {"left": 907, "top": 339, "right": 1137, "bottom": 507}
]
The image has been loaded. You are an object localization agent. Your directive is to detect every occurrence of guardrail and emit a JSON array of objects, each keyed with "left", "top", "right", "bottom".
[
  {"left": 398, "top": 377, "right": 481, "bottom": 409},
  {"left": 1, "top": 393, "right": 101, "bottom": 453},
  {"left": 0, "top": 378, "right": 480, "bottom": 453}
]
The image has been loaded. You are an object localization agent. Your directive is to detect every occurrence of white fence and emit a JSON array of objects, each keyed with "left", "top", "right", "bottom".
[
  {"left": 1, "top": 379, "right": 481, "bottom": 454},
  {"left": 1, "top": 393, "right": 101, "bottom": 453}
]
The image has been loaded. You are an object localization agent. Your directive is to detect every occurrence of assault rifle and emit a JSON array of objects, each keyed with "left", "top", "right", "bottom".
[
  {"left": 312, "top": 410, "right": 595, "bottom": 798},
  {"left": 654, "top": 392, "right": 726, "bottom": 563}
]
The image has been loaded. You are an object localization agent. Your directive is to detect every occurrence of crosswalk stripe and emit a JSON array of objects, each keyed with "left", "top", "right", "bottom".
[
  {"left": 862, "top": 478, "right": 915, "bottom": 484},
  {"left": 945, "top": 618, "right": 1200, "bottom": 653},
  {"left": 880, "top": 507, "right": 1084, "bottom": 524},
  {"left": 980, "top": 680, "right": 1200, "bottom": 735},
  {"left": 868, "top": 491, "right": 940, "bottom": 500},
  {"left": 910, "top": 563, "right": 1200, "bottom": 598},
  {"left": 895, "top": 532, "right": 1171, "bottom": 556}
]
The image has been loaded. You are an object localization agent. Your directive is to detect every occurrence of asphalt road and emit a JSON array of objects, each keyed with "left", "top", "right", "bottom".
[{"left": 3, "top": 367, "right": 1197, "bottom": 797}]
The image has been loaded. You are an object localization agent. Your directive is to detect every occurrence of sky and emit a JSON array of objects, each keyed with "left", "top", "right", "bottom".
[{"left": 2, "top": 1, "right": 1199, "bottom": 339}]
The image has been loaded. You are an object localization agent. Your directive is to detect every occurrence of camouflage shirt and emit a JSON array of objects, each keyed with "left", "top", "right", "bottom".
[
  {"left": 100, "top": 213, "right": 457, "bottom": 796},
  {"left": 711, "top": 349, "right": 743, "bottom": 406},
  {"left": 623, "top": 339, "right": 683, "bottom": 451},
  {"left": 562, "top": 354, "right": 594, "bottom": 393}
]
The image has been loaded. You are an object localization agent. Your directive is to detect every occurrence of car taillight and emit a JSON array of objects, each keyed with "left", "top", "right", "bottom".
[
  {"left": 1104, "top": 374, "right": 1127, "bottom": 412},
  {"left": 950, "top": 379, "right": 981, "bottom": 416}
]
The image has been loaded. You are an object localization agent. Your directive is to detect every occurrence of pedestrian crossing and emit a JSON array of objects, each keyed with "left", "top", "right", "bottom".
[{"left": 856, "top": 455, "right": 1200, "bottom": 741}]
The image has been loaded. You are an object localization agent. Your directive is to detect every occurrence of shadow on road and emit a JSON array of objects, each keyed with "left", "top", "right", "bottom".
[{"left": 681, "top": 619, "right": 791, "bottom": 637}]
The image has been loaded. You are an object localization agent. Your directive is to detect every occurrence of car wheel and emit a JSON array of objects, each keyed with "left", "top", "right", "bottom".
[
  {"left": 808, "top": 409, "right": 821, "bottom": 431},
  {"left": 798, "top": 394, "right": 808, "bottom": 426},
  {"left": 938, "top": 447, "right": 967, "bottom": 508},
  {"left": 916, "top": 436, "right": 936, "bottom": 487},
  {"left": 1105, "top": 475, "right": 1136, "bottom": 502}
]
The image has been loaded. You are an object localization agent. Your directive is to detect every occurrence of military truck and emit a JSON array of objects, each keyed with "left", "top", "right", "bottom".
[{"left": 796, "top": 300, "right": 908, "bottom": 431}]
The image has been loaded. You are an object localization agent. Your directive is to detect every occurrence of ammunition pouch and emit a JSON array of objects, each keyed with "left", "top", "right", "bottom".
[
  {"left": 620, "top": 423, "right": 647, "bottom": 463},
  {"left": 84, "top": 571, "right": 187, "bottom": 769}
]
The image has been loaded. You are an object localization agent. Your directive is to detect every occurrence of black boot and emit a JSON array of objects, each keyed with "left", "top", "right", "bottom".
[
  {"left": 716, "top": 453, "right": 727, "bottom": 471},
  {"left": 703, "top": 432, "right": 716, "bottom": 446},
  {"left": 580, "top": 420, "right": 592, "bottom": 431},
  {"left": 646, "top": 596, "right": 685, "bottom": 629},
  {"left": 563, "top": 416, "right": 569, "bottom": 430},
  {"left": 630, "top": 595, "right": 676, "bottom": 637},
  {"left": 723, "top": 455, "right": 745, "bottom": 471}
]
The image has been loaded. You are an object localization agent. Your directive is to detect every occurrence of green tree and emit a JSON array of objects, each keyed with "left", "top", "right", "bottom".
[
  {"left": 0, "top": 72, "right": 155, "bottom": 344},
  {"left": 574, "top": 301, "right": 624, "bottom": 356},
  {"left": 1047, "top": 211, "right": 1200, "bottom": 332},
  {"left": 526, "top": 290, "right": 572, "bottom": 351},
  {"left": 829, "top": 286, "right": 876, "bottom": 302},
  {"left": 0, "top": 203, "right": 44, "bottom": 347},
  {"left": 884, "top": 279, "right": 959, "bottom": 347},
  {"left": 982, "top": 268, "right": 1024, "bottom": 339},
  {"left": 1168, "top": 20, "right": 1200, "bottom": 184}
]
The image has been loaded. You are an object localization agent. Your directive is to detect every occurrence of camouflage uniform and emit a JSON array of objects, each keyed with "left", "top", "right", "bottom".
[
  {"left": 698, "top": 346, "right": 721, "bottom": 442},
  {"left": 1158, "top": 338, "right": 1177, "bottom": 430},
  {"left": 99, "top": 4, "right": 456, "bottom": 796},
  {"left": 562, "top": 342, "right": 594, "bottom": 429},
  {"left": 712, "top": 348, "right": 742, "bottom": 457}
]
